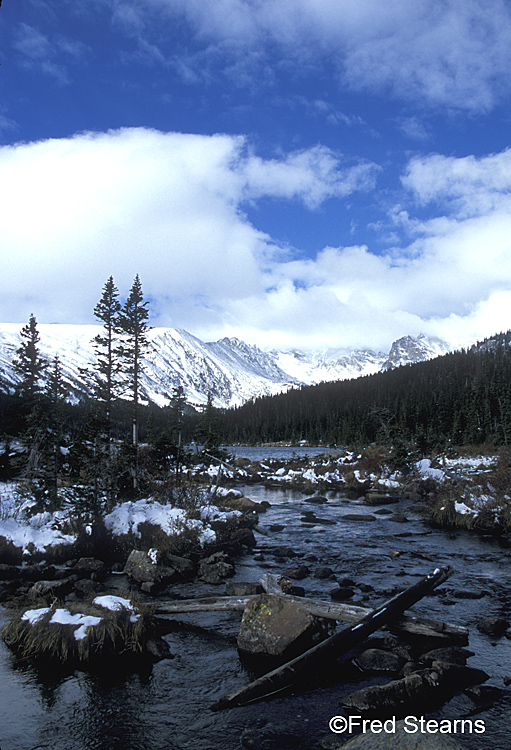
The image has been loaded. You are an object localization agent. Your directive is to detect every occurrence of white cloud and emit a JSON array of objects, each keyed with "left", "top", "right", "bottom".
[
  {"left": 0, "top": 127, "right": 376, "bottom": 333},
  {"left": 13, "top": 22, "right": 89, "bottom": 83},
  {"left": 3, "top": 128, "right": 511, "bottom": 352},
  {"left": 116, "top": 0, "right": 511, "bottom": 111}
]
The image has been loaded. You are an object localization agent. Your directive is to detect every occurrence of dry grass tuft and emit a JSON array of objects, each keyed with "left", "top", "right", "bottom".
[{"left": 1, "top": 596, "right": 152, "bottom": 663}]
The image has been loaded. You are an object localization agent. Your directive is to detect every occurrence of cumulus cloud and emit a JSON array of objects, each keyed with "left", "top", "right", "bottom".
[
  {"left": 0, "top": 127, "right": 377, "bottom": 334},
  {"left": 3, "top": 128, "right": 511, "bottom": 352}
]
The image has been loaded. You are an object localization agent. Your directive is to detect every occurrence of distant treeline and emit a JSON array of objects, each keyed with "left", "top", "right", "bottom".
[{"left": 217, "top": 331, "right": 511, "bottom": 449}]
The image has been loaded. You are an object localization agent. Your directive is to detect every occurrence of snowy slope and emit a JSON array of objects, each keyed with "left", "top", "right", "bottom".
[
  {"left": 0, "top": 323, "right": 452, "bottom": 409},
  {"left": 380, "top": 334, "right": 452, "bottom": 371}
]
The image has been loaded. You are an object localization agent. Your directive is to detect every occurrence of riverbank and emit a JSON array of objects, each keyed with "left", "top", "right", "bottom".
[{"left": 0, "top": 448, "right": 510, "bottom": 749}]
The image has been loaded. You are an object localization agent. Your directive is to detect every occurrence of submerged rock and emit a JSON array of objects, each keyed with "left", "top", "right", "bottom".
[
  {"left": 476, "top": 617, "right": 510, "bottom": 637},
  {"left": 342, "top": 661, "right": 488, "bottom": 714},
  {"left": 354, "top": 648, "right": 406, "bottom": 674}
]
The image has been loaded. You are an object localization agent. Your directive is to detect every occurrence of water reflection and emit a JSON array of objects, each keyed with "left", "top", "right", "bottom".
[{"left": 0, "top": 482, "right": 510, "bottom": 750}]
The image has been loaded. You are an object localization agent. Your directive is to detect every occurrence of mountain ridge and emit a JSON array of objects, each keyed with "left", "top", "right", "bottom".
[{"left": 0, "top": 323, "right": 452, "bottom": 409}]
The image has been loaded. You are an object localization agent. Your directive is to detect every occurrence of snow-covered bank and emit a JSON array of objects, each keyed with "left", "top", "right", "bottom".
[{"left": 0, "top": 482, "right": 243, "bottom": 559}]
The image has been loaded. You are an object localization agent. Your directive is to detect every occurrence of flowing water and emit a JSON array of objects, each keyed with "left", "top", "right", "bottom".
[{"left": 1, "top": 461, "right": 510, "bottom": 750}]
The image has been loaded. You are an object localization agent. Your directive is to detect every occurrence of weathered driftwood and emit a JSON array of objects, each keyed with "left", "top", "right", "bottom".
[
  {"left": 258, "top": 572, "right": 467, "bottom": 642},
  {"left": 210, "top": 566, "right": 454, "bottom": 711},
  {"left": 155, "top": 595, "right": 251, "bottom": 614},
  {"left": 154, "top": 594, "right": 466, "bottom": 642}
]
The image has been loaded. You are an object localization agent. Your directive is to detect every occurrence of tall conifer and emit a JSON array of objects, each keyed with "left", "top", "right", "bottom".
[
  {"left": 92, "top": 276, "right": 122, "bottom": 438},
  {"left": 13, "top": 314, "right": 47, "bottom": 401},
  {"left": 118, "top": 274, "right": 151, "bottom": 489}
]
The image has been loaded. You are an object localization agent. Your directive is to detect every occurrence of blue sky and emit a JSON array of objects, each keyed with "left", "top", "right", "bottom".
[{"left": 2, "top": 0, "right": 511, "bottom": 351}]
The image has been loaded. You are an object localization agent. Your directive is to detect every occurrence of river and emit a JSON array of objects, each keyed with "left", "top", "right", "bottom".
[{"left": 0, "top": 453, "right": 510, "bottom": 750}]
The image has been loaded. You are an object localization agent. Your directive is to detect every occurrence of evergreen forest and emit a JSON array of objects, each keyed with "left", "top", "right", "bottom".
[
  {"left": 2, "top": 268, "right": 511, "bottom": 515},
  {"left": 219, "top": 331, "right": 511, "bottom": 449}
]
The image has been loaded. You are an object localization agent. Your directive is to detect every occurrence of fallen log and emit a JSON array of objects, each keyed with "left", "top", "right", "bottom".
[
  {"left": 154, "top": 594, "right": 467, "bottom": 643},
  {"left": 210, "top": 566, "right": 454, "bottom": 711}
]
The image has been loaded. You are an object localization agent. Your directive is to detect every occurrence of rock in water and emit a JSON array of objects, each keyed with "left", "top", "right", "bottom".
[{"left": 237, "top": 593, "right": 334, "bottom": 658}]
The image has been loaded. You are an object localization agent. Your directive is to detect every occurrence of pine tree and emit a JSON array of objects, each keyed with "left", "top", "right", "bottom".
[
  {"left": 118, "top": 274, "right": 151, "bottom": 489},
  {"left": 13, "top": 314, "right": 47, "bottom": 401},
  {"left": 168, "top": 384, "right": 187, "bottom": 479},
  {"left": 91, "top": 276, "right": 122, "bottom": 443},
  {"left": 196, "top": 392, "right": 221, "bottom": 454},
  {"left": 42, "top": 354, "right": 67, "bottom": 505}
]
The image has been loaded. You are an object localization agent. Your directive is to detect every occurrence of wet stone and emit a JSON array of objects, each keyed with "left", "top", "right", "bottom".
[
  {"left": 419, "top": 647, "right": 475, "bottom": 666},
  {"left": 341, "top": 513, "right": 377, "bottom": 522},
  {"left": 284, "top": 565, "right": 309, "bottom": 580},
  {"left": 313, "top": 566, "right": 335, "bottom": 579},
  {"left": 477, "top": 617, "right": 510, "bottom": 637},
  {"left": 330, "top": 586, "right": 355, "bottom": 601},
  {"left": 354, "top": 648, "right": 406, "bottom": 674},
  {"left": 465, "top": 685, "right": 502, "bottom": 703}
]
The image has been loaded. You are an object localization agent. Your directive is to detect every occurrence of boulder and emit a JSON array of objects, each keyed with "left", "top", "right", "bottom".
[
  {"left": 300, "top": 512, "right": 336, "bottom": 525},
  {"left": 145, "top": 636, "right": 173, "bottom": 661},
  {"left": 270, "top": 546, "right": 298, "bottom": 558},
  {"left": 465, "top": 685, "right": 502, "bottom": 703},
  {"left": 342, "top": 661, "right": 488, "bottom": 714},
  {"left": 419, "top": 647, "right": 474, "bottom": 666},
  {"left": 314, "top": 566, "right": 335, "bottom": 579},
  {"left": 198, "top": 551, "right": 235, "bottom": 584},
  {"left": 354, "top": 648, "right": 406, "bottom": 674},
  {"left": 477, "top": 617, "right": 510, "bottom": 637},
  {"left": 284, "top": 565, "right": 310, "bottom": 580},
  {"left": 365, "top": 493, "right": 399, "bottom": 506},
  {"left": 73, "top": 578, "right": 106, "bottom": 599},
  {"left": 124, "top": 549, "right": 181, "bottom": 587},
  {"left": 28, "top": 577, "right": 77, "bottom": 601},
  {"left": 72, "top": 557, "right": 108, "bottom": 581},
  {"left": 237, "top": 593, "right": 334, "bottom": 659},
  {"left": 231, "top": 527, "right": 257, "bottom": 548},
  {"left": 227, "top": 496, "right": 267, "bottom": 513},
  {"left": 330, "top": 586, "right": 355, "bottom": 601},
  {"left": 162, "top": 553, "right": 195, "bottom": 578},
  {"left": 307, "top": 495, "right": 329, "bottom": 504}
]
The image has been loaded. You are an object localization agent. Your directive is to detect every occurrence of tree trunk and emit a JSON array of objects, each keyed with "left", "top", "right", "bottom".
[{"left": 210, "top": 566, "right": 453, "bottom": 711}]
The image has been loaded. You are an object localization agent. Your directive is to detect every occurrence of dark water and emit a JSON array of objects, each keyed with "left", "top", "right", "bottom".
[
  {"left": 1, "top": 484, "right": 510, "bottom": 750},
  {"left": 222, "top": 445, "right": 330, "bottom": 463}
]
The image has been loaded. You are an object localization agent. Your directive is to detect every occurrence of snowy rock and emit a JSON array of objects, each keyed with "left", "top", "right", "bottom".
[{"left": 124, "top": 549, "right": 181, "bottom": 588}]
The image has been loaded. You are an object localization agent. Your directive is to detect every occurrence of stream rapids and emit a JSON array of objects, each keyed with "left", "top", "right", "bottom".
[{"left": 0, "top": 449, "right": 510, "bottom": 750}]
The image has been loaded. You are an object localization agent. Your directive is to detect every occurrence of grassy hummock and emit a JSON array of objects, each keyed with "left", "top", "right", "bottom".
[{"left": 1, "top": 594, "right": 151, "bottom": 663}]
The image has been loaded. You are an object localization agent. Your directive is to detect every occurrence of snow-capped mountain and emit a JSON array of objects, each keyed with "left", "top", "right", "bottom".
[
  {"left": 380, "top": 334, "right": 452, "bottom": 371},
  {"left": 0, "top": 323, "right": 452, "bottom": 409}
]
